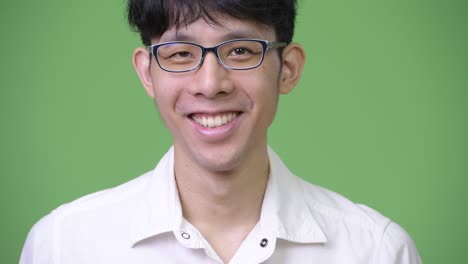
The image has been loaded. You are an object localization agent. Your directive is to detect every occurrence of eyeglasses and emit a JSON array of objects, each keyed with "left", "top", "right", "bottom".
[{"left": 147, "top": 39, "right": 287, "bottom": 73}]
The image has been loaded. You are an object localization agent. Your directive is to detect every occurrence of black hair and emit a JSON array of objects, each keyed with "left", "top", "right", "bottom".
[{"left": 127, "top": 0, "right": 297, "bottom": 46}]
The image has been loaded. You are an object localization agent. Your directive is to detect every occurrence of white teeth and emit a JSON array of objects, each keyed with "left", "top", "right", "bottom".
[
  {"left": 193, "top": 113, "right": 238, "bottom": 128},
  {"left": 207, "top": 118, "right": 214, "bottom": 127},
  {"left": 214, "top": 116, "right": 222, "bottom": 127}
]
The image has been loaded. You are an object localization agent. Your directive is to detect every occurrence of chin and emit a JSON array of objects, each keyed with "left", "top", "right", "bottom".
[{"left": 195, "top": 150, "right": 244, "bottom": 173}]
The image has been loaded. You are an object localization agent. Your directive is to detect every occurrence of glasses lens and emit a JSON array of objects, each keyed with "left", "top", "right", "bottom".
[
  {"left": 157, "top": 43, "right": 202, "bottom": 71},
  {"left": 218, "top": 40, "right": 264, "bottom": 69}
]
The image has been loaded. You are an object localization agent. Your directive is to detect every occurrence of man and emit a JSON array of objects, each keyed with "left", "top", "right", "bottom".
[{"left": 20, "top": 0, "right": 422, "bottom": 263}]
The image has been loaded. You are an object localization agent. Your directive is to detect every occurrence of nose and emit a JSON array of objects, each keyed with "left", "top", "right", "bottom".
[{"left": 187, "top": 51, "right": 234, "bottom": 99}]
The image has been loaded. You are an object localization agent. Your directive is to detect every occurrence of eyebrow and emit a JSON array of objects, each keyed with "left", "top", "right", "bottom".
[{"left": 159, "top": 29, "right": 265, "bottom": 44}]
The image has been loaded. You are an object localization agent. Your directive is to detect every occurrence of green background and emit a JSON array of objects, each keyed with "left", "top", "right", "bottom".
[{"left": 1, "top": 0, "right": 467, "bottom": 262}]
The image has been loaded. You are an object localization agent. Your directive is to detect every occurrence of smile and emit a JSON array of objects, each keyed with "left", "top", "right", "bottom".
[{"left": 191, "top": 112, "right": 239, "bottom": 128}]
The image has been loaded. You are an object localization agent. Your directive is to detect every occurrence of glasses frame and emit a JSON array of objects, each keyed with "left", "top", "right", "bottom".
[{"left": 147, "top": 38, "right": 287, "bottom": 73}]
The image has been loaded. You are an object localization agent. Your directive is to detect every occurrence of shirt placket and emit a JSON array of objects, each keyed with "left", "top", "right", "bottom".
[
  {"left": 174, "top": 220, "right": 225, "bottom": 263},
  {"left": 228, "top": 226, "right": 277, "bottom": 264}
]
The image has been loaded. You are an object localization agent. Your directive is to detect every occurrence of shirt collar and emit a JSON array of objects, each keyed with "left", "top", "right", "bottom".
[
  {"left": 129, "top": 146, "right": 183, "bottom": 247},
  {"left": 264, "top": 146, "right": 327, "bottom": 243},
  {"left": 129, "top": 146, "right": 327, "bottom": 247}
]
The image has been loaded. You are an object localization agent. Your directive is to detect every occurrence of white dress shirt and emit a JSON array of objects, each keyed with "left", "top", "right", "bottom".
[{"left": 20, "top": 147, "right": 422, "bottom": 264}]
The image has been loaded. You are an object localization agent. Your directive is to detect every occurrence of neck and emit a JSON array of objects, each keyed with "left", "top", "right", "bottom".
[
  {"left": 174, "top": 146, "right": 270, "bottom": 230},
  {"left": 173, "top": 145, "right": 270, "bottom": 262}
]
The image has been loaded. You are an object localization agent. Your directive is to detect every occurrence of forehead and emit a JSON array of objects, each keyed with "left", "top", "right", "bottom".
[{"left": 157, "top": 15, "right": 276, "bottom": 44}]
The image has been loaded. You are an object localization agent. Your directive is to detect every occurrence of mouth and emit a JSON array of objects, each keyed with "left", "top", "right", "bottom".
[{"left": 190, "top": 112, "right": 241, "bottom": 128}]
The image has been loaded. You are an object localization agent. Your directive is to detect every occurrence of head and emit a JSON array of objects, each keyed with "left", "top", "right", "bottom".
[
  {"left": 128, "top": 0, "right": 305, "bottom": 174},
  {"left": 127, "top": 0, "right": 298, "bottom": 46}
]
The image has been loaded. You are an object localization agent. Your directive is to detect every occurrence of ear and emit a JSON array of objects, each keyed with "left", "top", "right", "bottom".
[
  {"left": 279, "top": 43, "right": 306, "bottom": 94},
  {"left": 132, "top": 47, "right": 155, "bottom": 98}
]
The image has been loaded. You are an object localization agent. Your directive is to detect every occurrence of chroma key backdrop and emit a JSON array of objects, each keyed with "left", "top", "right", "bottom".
[{"left": 1, "top": 0, "right": 467, "bottom": 263}]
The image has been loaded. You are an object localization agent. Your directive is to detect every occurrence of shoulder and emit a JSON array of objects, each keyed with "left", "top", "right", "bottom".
[
  {"left": 296, "top": 177, "right": 422, "bottom": 263},
  {"left": 20, "top": 170, "right": 154, "bottom": 263},
  {"left": 53, "top": 170, "right": 153, "bottom": 218},
  {"left": 375, "top": 221, "right": 423, "bottom": 263},
  {"left": 296, "top": 177, "right": 389, "bottom": 228},
  {"left": 20, "top": 213, "right": 55, "bottom": 264},
  {"left": 29, "top": 169, "right": 154, "bottom": 221}
]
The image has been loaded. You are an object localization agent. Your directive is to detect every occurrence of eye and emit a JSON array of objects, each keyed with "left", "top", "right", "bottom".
[
  {"left": 171, "top": 51, "right": 192, "bottom": 58},
  {"left": 229, "top": 47, "right": 252, "bottom": 56},
  {"left": 157, "top": 43, "right": 198, "bottom": 60}
]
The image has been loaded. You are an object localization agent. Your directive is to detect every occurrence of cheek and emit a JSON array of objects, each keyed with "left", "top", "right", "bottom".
[
  {"left": 151, "top": 77, "right": 180, "bottom": 126},
  {"left": 243, "top": 73, "right": 280, "bottom": 125}
]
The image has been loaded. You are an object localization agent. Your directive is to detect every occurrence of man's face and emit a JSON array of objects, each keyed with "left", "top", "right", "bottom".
[{"left": 135, "top": 15, "right": 299, "bottom": 173}]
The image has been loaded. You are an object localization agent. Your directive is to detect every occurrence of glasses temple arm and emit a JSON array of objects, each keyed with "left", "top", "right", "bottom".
[{"left": 268, "top": 42, "right": 288, "bottom": 49}]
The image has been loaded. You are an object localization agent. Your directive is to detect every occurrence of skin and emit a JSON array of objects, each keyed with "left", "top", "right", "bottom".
[{"left": 133, "top": 14, "right": 305, "bottom": 263}]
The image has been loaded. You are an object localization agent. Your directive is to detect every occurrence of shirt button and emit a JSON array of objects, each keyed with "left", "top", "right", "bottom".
[
  {"left": 181, "top": 232, "right": 191, "bottom": 239},
  {"left": 260, "top": 238, "right": 268, "bottom": 247}
]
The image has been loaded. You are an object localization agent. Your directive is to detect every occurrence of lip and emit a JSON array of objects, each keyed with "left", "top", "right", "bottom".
[{"left": 187, "top": 111, "right": 243, "bottom": 142}]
